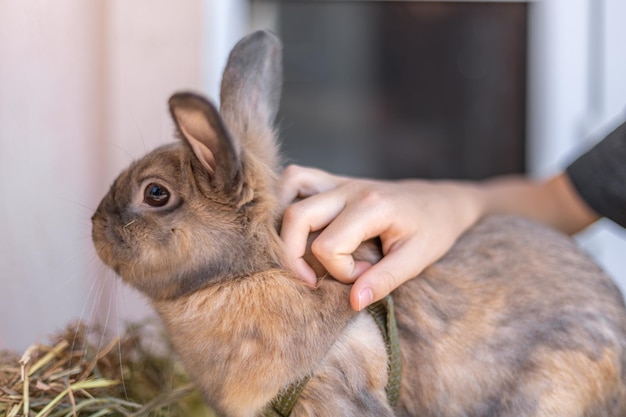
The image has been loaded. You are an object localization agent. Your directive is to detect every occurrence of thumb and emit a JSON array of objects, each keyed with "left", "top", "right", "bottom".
[{"left": 349, "top": 242, "right": 430, "bottom": 311}]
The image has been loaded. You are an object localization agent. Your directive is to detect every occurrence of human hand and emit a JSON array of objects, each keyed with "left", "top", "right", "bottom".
[{"left": 279, "top": 165, "right": 484, "bottom": 311}]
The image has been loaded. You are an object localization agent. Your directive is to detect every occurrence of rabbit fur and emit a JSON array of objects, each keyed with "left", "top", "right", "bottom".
[{"left": 92, "top": 30, "right": 626, "bottom": 417}]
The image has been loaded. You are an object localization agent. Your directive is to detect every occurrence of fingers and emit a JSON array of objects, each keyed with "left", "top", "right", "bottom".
[
  {"left": 283, "top": 177, "right": 399, "bottom": 286},
  {"left": 309, "top": 190, "right": 393, "bottom": 283},
  {"left": 280, "top": 184, "right": 349, "bottom": 284},
  {"left": 349, "top": 237, "right": 430, "bottom": 311},
  {"left": 279, "top": 165, "right": 345, "bottom": 209},
  {"left": 280, "top": 165, "right": 359, "bottom": 284}
]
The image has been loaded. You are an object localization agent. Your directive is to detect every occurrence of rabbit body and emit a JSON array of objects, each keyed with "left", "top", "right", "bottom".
[
  {"left": 91, "top": 31, "right": 626, "bottom": 417},
  {"left": 391, "top": 215, "right": 626, "bottom": 417}
]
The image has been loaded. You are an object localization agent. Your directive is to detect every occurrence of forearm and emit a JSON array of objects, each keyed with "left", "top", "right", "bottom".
[{"left": 475, "top": 173, "right": 600, "bottom": 235}]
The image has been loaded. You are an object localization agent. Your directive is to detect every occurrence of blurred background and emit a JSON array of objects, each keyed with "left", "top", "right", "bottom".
[{"left": 1, "top": 0, "right": 625, "bottom": 352}]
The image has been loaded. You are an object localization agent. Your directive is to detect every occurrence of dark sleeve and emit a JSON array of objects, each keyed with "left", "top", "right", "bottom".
[{"left": 566, "top": 120, "right": 626, "bottom": 228}]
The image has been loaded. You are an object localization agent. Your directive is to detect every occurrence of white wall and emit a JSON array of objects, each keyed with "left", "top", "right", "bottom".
[
  {"left": 578, "top": 0, "right": 626, "bottom": 292},
  {"left": 527, "top": 0, "right": 626, "bottom": 290},
  {"left": 201, "top": 0, "right": 249, "bottom": 100},
  {"left": 0, "top": 0, "right": 207, "bottom": 351},
  {"left": 0, "top": 0, "right": 106, "bottom": 351}
]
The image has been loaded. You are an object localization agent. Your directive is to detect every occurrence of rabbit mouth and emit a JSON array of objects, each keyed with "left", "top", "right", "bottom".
[
  {"left": 92, "top": 211, "right": 132, "bottom": 270},
  {"left": 97, "top": 218, "right": 131, "bottom": 250},
  {"left": 113, "top": 223, "right": 133, "bottom": 248}
]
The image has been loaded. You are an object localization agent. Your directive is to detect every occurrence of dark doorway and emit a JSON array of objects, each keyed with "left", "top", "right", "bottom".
[{"left": 268, "top": 1, "right": 527, "bottom": 180}]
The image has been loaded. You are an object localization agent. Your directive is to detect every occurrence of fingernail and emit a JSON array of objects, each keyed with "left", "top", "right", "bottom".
[{"left": 358, "top": 288, "right": 373, "bottom": 311}]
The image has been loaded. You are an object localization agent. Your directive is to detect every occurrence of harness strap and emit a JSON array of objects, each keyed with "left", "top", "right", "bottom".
[
  {"left": 263, "top": 295, "right": 402, "bottom": 416},
  {"left": 262, "top": 375, "right": 310, "bottom": 417}
]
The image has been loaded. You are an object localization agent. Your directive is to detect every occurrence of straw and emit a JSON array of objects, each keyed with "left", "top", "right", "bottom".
[{"left": 0, "top": 322, "right": 217, "bottom": 416}]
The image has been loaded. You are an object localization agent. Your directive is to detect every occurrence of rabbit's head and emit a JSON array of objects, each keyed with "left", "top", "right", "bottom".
[{"left": 92, "top": 31, "right": 284, "bottom": 300}]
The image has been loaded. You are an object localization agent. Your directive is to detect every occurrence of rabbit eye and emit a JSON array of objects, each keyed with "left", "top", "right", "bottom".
[{"left": 144, "top": 183, "right": 170, "bottom": 207}]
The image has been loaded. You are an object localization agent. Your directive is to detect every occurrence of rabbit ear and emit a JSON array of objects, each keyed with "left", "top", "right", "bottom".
[
  {"left": 169, "top": 92, "right": 240, "bottom": 187},
  {"left": 220, "top": 30, "right": 282, "bottom": 130}
]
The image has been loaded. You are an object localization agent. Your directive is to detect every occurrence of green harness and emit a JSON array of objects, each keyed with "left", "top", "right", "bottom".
[{"left": 263, "top": 295, "right": 402, "bottom": 416}]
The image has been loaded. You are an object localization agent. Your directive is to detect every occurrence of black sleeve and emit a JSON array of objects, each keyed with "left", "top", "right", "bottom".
[{"left": 566, "top": 120, "right": 626, "bottom": 228}]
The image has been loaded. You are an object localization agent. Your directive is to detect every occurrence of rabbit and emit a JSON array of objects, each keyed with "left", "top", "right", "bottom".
[{"left": 91, "top": 30, "right": 626, "bottom": 417}]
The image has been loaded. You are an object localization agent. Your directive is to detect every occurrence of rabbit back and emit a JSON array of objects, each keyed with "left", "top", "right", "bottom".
[{"left": 391, "top": 214, "right": 626, "bottom": 417}]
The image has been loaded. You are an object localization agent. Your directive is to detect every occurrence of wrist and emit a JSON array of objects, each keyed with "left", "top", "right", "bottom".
[{"left": 437, "top": 180, "right": 487, "bottom": 235}]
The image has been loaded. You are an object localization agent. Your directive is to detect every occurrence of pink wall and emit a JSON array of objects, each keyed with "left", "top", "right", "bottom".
[{"left": 0, "top": 0, "right": 203, "bottom": 351}]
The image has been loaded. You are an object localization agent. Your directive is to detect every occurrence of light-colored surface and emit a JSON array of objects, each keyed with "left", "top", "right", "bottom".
[
  {"left": 526, "top": 0, "right": 626, "bottom": 290},
  {"left": 0, "top": 0, "right": 104, "bottom": 350},
  {"left": 0, "top": 0, "right": 624, "bottom": 352},
  {"left": 0, "top": 0, "right": 211, "bottom": 350}
]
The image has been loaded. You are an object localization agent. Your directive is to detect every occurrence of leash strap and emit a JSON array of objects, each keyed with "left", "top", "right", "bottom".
[
  {"left": 263, "top": 375, "right": 311, "bottom": 417},
  {"left": 264, "top": 295, "right": 402, "bottom": 416}
]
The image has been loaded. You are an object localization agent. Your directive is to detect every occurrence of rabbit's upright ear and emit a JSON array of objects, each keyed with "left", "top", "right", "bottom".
[
  {"left": 220, "top": 30, "right": 282, "bottom": 131},
  {"left": 169, "top": 93, "right": 240, "bottom": 188}
]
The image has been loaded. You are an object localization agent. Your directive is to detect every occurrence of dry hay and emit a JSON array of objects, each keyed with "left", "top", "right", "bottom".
[{"left": 0, "top": 322, "right": 217, "bottom": 417}]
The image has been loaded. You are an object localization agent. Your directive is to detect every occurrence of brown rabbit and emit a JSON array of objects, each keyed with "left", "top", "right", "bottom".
[{"left": 92, "top": 30, "right": 626, "bottom": 417}]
